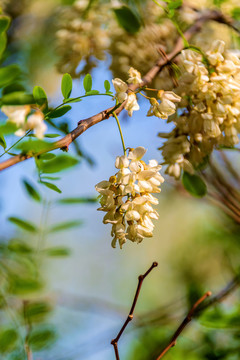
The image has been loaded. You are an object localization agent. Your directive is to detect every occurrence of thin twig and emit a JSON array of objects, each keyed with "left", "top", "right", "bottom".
[
  {"left": 23, "top": 300, "right": 33, "bottom": 360},
  {"left": 111, "top": 262, "right": 158, "bottom": 360},
  {"left": 156, "top": 291, "right": 212, "bottom": 360},
  {"left": 0, "top": 9, "right": 237, "bottom": 172}
]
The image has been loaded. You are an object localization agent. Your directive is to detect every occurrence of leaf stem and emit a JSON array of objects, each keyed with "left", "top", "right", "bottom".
[
  {"left": 0, "top": 130, "right": 32, "bottom": 158},
  {"left": 112, "top": 111, "right": 126, "bottom": 156}
]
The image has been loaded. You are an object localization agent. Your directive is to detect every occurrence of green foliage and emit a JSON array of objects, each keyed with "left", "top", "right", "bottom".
[
  {"left": 44, "top": 133, "right": 60, "bottom": 138},
  {"left": 85, "top": 89, "right": 99, "bottom": 95},
  {"left": 48, "top": 220, "right": 83, "bottom": 233},
  {"left": 61, "top": 73, "right": 72, "bottom": 99},
  {"left": 44, "top": 247, "right": 70, "bottom": 256},
  {"left": 8, "top": 216, "right": 37, "bottom": 232},
  {"left": 182, "top": 172, "right": 207, "bottom": 197},
  {"left": 17, "top": 139, "right": 52, "bottom": 154},
  {"left": 0, "top": 133, "right": 6, "bottom": 149},
  {"left": 7, "top": 239, "right": 32, "bottom": 254},
  {"left": 0, "top": 328, "right": 18, "bottom": 354},
  {"left": 48, "top": 105, "right": 72, "bottom": 118},
  {"left": 39, "top": 153, "right": 56, "bottom": 160},
  {"left": 104, "top": 80, "right": 111, "bottom": 92},
  {"left": 113, "top": 6, "right": 141, "bottom": 34},
  {"left": 22, "top": 179, "right": 41, "bottom": 202},
  {"left": 28, "top": 326, "right": 57, "bottom": 350},
  {"left": 1, "top": 92, "right": 35, "bottom": 105},
  {"left": 213, "top": 0, "right": 228, "bottom": 7},
  {"left": 63, "top": 97, "right": 82, "bottom": 104},
  {"left": 9, "top": 276, "right": 43, "bottom": 295},
  {"left": 0, "top": 15, "right": 11, "bottom": 34},
  {"left": 83, "top": 74, "right": 92, "bottom": 93},
  {"left": 0, "top": 122, "right": 18, "bottom": 135},
  {"left": 40, "top": 154, "right": 79, "bottom": 173},
  {"left": 0, "top": 14, "right": 10, "bottom": 57},
  {"left": 232, "top": 7, "right": 240, "bottom": 20},
  {"left": 40, "top": 181, "right": 62, "bottom": 193},
  {"left": 57, "top": 197, "right": 97, "bottom": 204},
  {"left": 33, "top": 86, "right": 48, "bottom": 107},
  {"left": 23, "top": 301, "right": 52, "bottom": 323},
  {"left": 2, "top": 83, "right": 26, "bottom": 95},
  {"left": 0, "top": 65, "right": 21, "bottom": 88}
]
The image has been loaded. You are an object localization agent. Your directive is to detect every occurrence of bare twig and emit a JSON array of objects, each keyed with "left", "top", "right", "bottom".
[
  {"left": 23, "top": 300, "right": 33, "bottom": 360},
  {"left": 0, "top": 10, "right": 237, "bottom": 172},
  {"left": 111, "top": 262, "right": 158, "bottom": 360},
  {"left": 156, "top": 291, "right": 212, "bottom": 360}
]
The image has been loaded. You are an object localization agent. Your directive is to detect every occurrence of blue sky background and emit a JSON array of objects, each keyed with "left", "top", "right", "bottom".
[{"left": 0, "top": 59, "right": 210, "bottom": 360}]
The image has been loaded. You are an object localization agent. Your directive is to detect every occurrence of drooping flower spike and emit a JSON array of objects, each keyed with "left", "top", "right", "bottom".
[{"left": 95, "top": 147, "right": 164, "bottom": 248}]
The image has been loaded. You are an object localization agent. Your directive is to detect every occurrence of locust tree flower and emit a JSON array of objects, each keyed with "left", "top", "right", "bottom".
[
  {"left": 127, "top": 67, "right": 142, "bottom": 85},
  {"left": 1, "top": 105, "right": 31, "bottom": 127},
  {"left": 147, "top": 90, "right": 181, "bottom": 119},
  {"left": 112, "top": 78, "right": 128, "bottom": 103},
  {"left": 1, "top": 106, "right": 47, "bottom": 139},
  {"left": 95, "top": 147, "right": 164, "bottom": 248},
  {"left": 27, "top": 112, "right": 47, "bottom": 139},
  {"left": 125, "top": 93, "right": 140, "bottom": 116},
  {"left": 158, "top": 40, "right": 240, "bottom": 178}
]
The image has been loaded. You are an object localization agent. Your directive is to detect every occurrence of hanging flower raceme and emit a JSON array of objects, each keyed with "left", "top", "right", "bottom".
[
  {"left": 158, "top": 40, "right": 240, "bottom": 179},
  {"left": 1, "top": 106, "right": 47, "bottom": 139},
  {"left": 95, "top": 147, "right": 164, "bottom": 248}
]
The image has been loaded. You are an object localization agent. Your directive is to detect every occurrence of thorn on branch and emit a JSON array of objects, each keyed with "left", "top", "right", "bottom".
[{"left": 111, "top": 262, "right": 158, "bottom": 360}]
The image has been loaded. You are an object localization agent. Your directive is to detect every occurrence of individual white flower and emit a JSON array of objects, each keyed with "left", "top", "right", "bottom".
[
  {"left": 112, "top": 78, "right": 128, "bottom": 103},
  {"left": 27, "top": 112, "right": 47, "bottom": 139},
  {"left": 124, "top": 92, "right": 139, "bottom": 116},
  {"left": 1, "top": 105, "right": 31, "bottom": 127},
  {"left": 147, "top": 90, "right": 180, "bottom": 119},
  {"left": 206, "top": 40, "right": 225, "bottom": 66},
  {"left": 127, "top": 67, "right": 142, "bottom": 85},
  {"left": 95, "top": 147, "right": 164, "bottom": 248}
]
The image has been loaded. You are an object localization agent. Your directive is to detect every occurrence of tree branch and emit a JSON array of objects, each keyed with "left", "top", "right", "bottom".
[
  {"left": 155, "top": 272, "right": 240, "bottom": 359},
  {"left": 156, "top": 291, "right": 211, "bottom": 360},
  {"left": 0, "top": 9, "right": 238, "bottom": 172},
  {"left": 111, "top": 261, "right": 158, "bottom": 360}
]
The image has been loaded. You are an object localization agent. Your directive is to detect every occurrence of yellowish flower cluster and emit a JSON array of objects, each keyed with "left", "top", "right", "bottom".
[
  {"left": 112, "top": 67, "right": 181, "bottom": 119},
  {"left": 109, "top": 19, "right": 178, "bottom": 91},
  {"left": 56, "top": 1, "right": 110, "bottom": 75},
  {"left": 112, "top": 67, "right": 141, "bottom": 116},
  {"left": 95, "top": 147, "right": 164, "bottom": 248},
  {"left": 1, "top": 106, "right": 46, "bottom": 139},
  {"left": 159, "top": 40, "right": 240, "bottom": 179}
]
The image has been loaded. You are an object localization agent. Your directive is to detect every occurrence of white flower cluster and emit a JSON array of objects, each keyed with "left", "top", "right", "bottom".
[
  {"left": 56, "top": 1, "right": 110, "bottom": 75},
  {"left": 159, "top": 40, "right": 240, "bottom": 179},
  {"left": 1, "top": 106, "right": 47, "bottom": 139},
  {"left": 112, "top": 67, "right": 141, "bottom": 116},
  {"left": 95, "top": 147, "right": 164, "bottom": 248},
  {"left": 112, "top": 67, "right": 181, "bottom": 120}
]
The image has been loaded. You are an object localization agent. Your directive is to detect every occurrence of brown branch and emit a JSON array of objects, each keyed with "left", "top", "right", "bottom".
[
  {"left": 111, "top": 261, "right": 158, "bottom": 360},
  {"left": 156, "top": 291, "right": 212, "bottom": 360},
  {"left": 0, "top": 10, "right": 237, "bottom": 172}
]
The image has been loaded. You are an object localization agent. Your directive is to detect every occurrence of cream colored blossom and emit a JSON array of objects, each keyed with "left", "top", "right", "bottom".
[
  {"left": 112, "top": 78, "right": 128, "bottom": 103},
  {"left": 1, "top": 106, "right": 47, "bottom": 139},
  {"left": 26, "top": 112, "right": 47, "bottom": 139},
  {"left": 158, "top": 40, "right": 240, "bottom": 178},
  {"left": 2, "top": 105, "right": 31, "bottom": 127},
  {"left": 147, "top": 90, "right": 181, "bottom": 119},
  {"left": 127, "top": 67, "right": 142, "bottom": 85},
  {"left": 95, "top": 147, "right": 164, "bottom": 248},
  {"left": 125, "top": 93, "right": 140, "bottom": 116}
]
